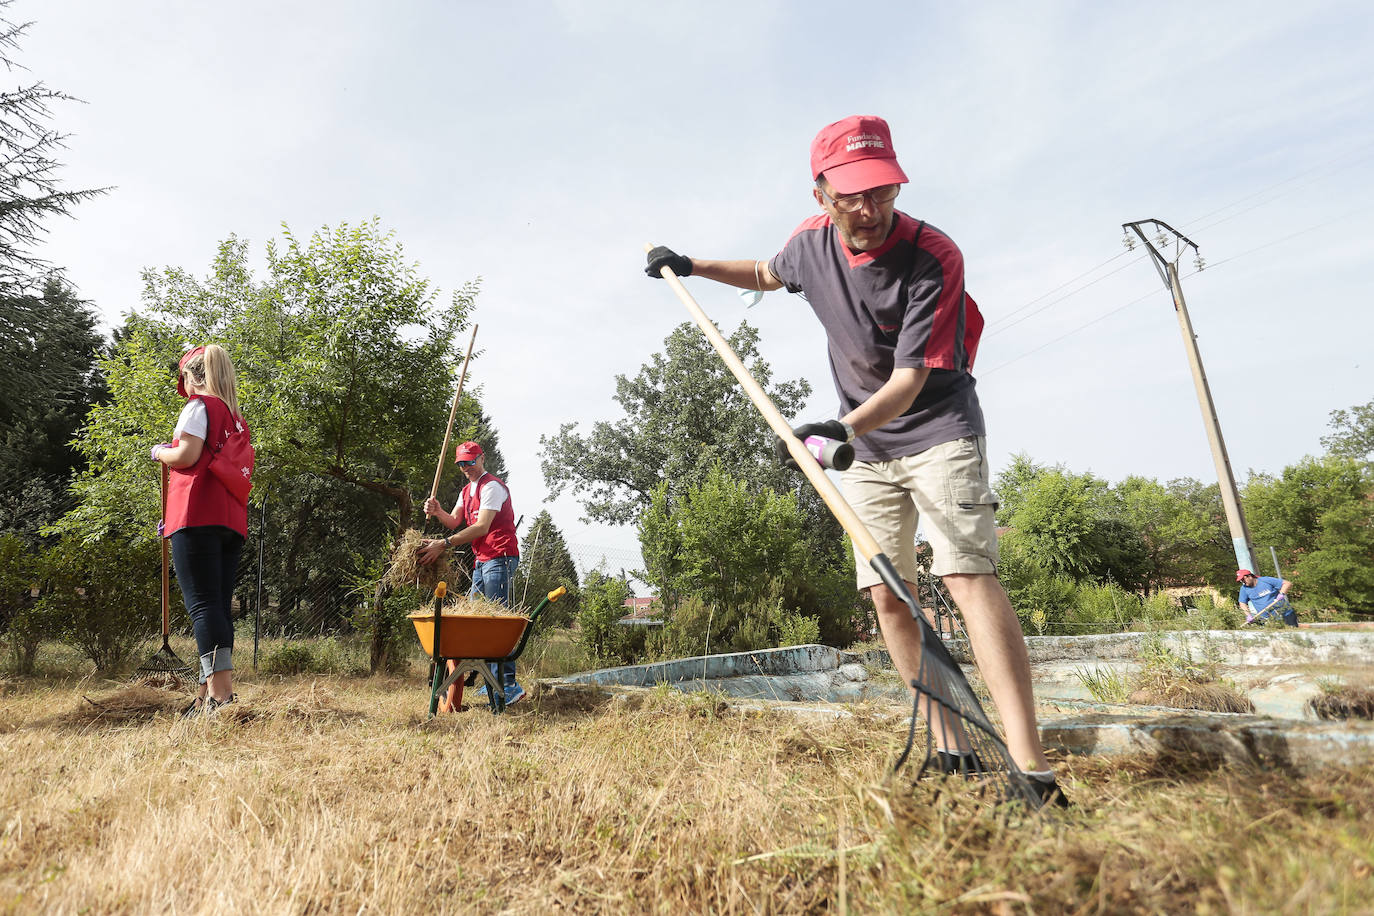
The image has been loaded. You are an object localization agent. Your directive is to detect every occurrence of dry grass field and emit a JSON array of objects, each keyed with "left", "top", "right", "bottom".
[{"left": 2, "top": 674, "right": 1373, "bottom": 915}]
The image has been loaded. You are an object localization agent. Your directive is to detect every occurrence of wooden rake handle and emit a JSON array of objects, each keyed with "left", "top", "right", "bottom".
[
  {"left": 160, "top": 462, "right": 171, "bottom": 638},
  {"left": 430, "top": 324, "right": 480, "bottom": 502},
  {"left": 644, "top": 243, "right": 884, "bottom": 563}
]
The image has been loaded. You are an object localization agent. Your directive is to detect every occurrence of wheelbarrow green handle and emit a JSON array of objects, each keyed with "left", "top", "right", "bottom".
[
  {"left": 427, "top": 581, "right": 449, "bottom": 717},
  {"left": 495, "top": 586, "right": 566, "bottom": 663}
]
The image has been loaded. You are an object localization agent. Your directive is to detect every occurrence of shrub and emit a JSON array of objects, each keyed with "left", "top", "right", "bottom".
[
  {"left": 1, "top": 534, "right": 49, "bottom": 674},
  {"left": 1006, "top": 575, "right": 1074, "bottom": 635},
  {"left": 577, "top": 570, "right": 634, "bottom": 667},
  {"left": 260, "top": 642, "right": 320, "bottom": 675},
  {"left": 1073, "top": 665, "right": 1129, "bottom": 703},
  {"left": 1184, "top": 591, "right": 1244, "bottom": 630},
  {"left": 39, "top": 533, "right": 160, "bottom": 672},
  {"left": 1065, "top": 581, "right": 1139, "bottom": 634},
  {"left": 774, "top": 604, "right": 820, "bottom": 648},
  {"left": 258, "top": 638, "right": 369, "bottom": 676}
]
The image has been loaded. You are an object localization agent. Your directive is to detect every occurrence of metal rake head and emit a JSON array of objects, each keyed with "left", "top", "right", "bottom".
[{"left": 135, "top": 640, "right": 194, "bottom": 678}]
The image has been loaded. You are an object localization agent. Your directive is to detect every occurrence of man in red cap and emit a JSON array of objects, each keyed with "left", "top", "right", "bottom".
[
  {"left": 420, "top": 440, "right": 524, "bottom": 705},
  {"left": 1236, "top": 568, "right": 1296, "bottom": 626},
  {"left": 646, "top": 115, "right": 1065, "bottom": 806}
]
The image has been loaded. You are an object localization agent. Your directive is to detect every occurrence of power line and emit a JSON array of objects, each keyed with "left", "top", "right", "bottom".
[
  {"left": 983, "top": 254, "right": 1145, "bottom": 339},
  {"left": 1178, "top": 142, "right": 1374, "bottom": 236},
  {"left": 984, "top": 249, "right": 1136, "bottom": 332},
  {"left": 979, "top": 204, "right": 1370, "bottom": 376},
  {"left": 979, "top": 287, "right": 1157, "bottom": 376},
  {"left": 985, "top": 141, "right": 1374, "bottom": 338}
]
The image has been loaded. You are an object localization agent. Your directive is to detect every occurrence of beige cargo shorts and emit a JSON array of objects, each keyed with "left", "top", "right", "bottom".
[{"left": 841, "top": 436, "right": 999, "bottom": 589}]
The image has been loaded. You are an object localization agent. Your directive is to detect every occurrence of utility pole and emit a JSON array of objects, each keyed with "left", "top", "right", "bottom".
[{"left": 1122, "top": 218, "right": 1257, "bottom": 573}]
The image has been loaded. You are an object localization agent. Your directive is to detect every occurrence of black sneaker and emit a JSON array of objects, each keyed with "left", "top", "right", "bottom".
[
  {"left": 1011, "top": 772, "right": 1071, "bottom": 809},
  {"left": 936, "top": 750, "right": 985, "bottom": 776},
  {"left": 204, "top": 694, "right": 237, "bottom": 716},
  {"left": 180, "top": 697, "right": 205, "bottom": 719}
]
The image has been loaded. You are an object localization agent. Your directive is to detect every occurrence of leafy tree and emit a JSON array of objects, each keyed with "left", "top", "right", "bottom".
[
  {"left": 997, "top": 466, "right": 1150, "bottom": 590},
  {"left": 1116, "top": 475, "right": 1231, "bottom": 592},
  {"left": 56, "top": 222, "right": 480, "bottom": 671},
  {"left": 1321, "top": 399, "right": 1373, "bottom": 465},
  {"left": 510, "top": 509, "right": 581, "bottom": 626},
  {"left": 577, "top": 568, "right": 631, "bottom": 666},
  {"left": 992, "top": 452, "right": 1043, "bottom": 528},
  {"left": 1243, "top": 457, "right": 1374, "bottom": 614},
  {"left": 0, "top": 6, "right": 108, "bottom": 434},
  {"left": 0, "top": 7, "right": 107, "bottom": 289},
  {"left": 541, "top": 321, "right": 813, "bottom": 526},
  {"left": 639, "top": 463, "right": 849, "bottom": 651},
  {"left": 541, "top": 320, "right": 856, "bottom": 638},
  {"left": 0, "top": 278, "right": 106, "bottom": 542},
  {"left": 0, "top": 532, "right": 43, "bottom": 671}
]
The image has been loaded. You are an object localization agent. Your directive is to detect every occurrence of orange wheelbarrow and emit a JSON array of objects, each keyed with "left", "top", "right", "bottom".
[{"left": 410, "top": 584, "right": 566, "bottom": 716}]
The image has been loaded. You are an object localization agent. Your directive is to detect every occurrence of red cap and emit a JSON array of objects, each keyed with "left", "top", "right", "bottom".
[
  {"left": 810, "top": 115, "right": 909, "bottom": 195},
  {"left": 1236, "top": 569, "right": 1254, "bottom": 581},
  {"left": 176, "top": 345, "right": 206, "bottom": 398},
  {"left": 455, "top": 441, "right": 484, "bottom": 461}
]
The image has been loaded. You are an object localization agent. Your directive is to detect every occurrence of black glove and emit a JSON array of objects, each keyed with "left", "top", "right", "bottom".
[
  {"left": 645, "top": 246, "right": 693, "bottom": 279},
  {"left": 773, "top": 420, "right": 854, "bottom": 470}
]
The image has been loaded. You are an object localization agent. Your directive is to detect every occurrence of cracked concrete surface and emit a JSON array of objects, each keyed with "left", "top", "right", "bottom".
[{"left": 553, "top": 632, "right": 1374, "bottom": 771}]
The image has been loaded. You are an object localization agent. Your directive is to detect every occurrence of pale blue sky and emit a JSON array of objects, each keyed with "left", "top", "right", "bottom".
[{"left": 18, "top": 1, "right": 1374, "bottom": 571}]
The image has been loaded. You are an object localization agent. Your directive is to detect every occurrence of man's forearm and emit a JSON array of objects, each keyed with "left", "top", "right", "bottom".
[
  {"left": 689, "top": 258, "right": 783, "bottom": 291},
  {"left": 841, "top": 368, "right": 932, "bottom": 437}
]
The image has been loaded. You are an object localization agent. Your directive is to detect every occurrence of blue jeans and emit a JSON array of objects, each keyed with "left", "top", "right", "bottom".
[
  {"left": 472, "top": 555, "right": 520, "bottom": 693},
  {"left": 170, "top": 526, "right": 244, "bottom": 682}
]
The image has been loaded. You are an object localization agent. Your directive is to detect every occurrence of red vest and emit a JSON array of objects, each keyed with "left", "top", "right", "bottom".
[
  {"left": 460, "top": 472, "right": 519, "bottom": 563},
  {"left": 164, "top": 396, "right": 249, "bottom": 538}
]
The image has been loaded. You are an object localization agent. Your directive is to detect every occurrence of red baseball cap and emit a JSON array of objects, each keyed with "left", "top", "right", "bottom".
[
  {"left": 455, "top": 441, "right": 484, "bottom": 461},
  {"left": 1236, "top": 569, "right": 1254, "bottom": 581},
  {"left": 176, "top": 345, "right": 206, "bottom": 398},
  {"left": 810, "top": 115, "right": 909, "bottom": 195}
]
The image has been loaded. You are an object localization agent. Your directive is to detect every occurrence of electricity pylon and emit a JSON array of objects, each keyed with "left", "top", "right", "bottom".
[{"left": 1122, "top": 218, "right": 1256, "bottom": 573}]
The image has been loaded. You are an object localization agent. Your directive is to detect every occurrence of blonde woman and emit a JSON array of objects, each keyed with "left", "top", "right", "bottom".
[{"left": 151, "top": 345, "right": 249, "bottom": 714}]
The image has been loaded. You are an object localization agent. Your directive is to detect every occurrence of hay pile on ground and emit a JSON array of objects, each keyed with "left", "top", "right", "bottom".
[
  {"left": 1309, "top": 684, "right": 1374, "bottom": 720},
  {"left": 64, "top": 686, "right": 189, "bottom": 725},
  {"left": 1130, "top": 677, "right": 1255, "bottom": 713},
  {"left": 382, "top": 528, "right": 450, "bottom": 594}
]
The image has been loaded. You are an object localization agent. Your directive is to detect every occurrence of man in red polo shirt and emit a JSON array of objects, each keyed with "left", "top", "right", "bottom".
[
  {"left": 421, "top": 441, "right": 524, "bottom": 705},
  {"left": 644, "top": 115, "right": 1065, "bottom": 806}
]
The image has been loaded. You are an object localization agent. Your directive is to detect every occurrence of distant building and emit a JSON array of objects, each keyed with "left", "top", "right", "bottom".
[{"left": 618, "top": 596, "right": 663, "bottom": 627}]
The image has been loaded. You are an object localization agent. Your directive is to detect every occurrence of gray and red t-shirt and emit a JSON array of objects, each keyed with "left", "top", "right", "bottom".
[{"left": 768, "top": 211, "right": 986, "bottom": 462}]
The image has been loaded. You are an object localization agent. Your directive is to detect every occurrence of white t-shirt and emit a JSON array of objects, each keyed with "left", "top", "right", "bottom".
[
  {"left": 466, "top": 478, "right": 507, "bottom": 513},
  {"left": 174, "top": 399, "right": 208, "bottom": 441}
]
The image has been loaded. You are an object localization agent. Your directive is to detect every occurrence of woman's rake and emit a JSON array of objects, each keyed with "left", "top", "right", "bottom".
[{"left": 135, "top": 463, "right": 192, "bottom": 679}]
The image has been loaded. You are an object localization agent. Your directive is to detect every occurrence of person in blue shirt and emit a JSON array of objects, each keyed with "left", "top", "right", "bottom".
[{"left": 1237, "top": 569, "right": 1296, "bottom": 626}]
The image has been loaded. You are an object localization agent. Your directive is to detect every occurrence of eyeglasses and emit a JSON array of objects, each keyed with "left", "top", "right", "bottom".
[
  {"left": 457, "top": 459, "right": 478, "bottom": 467},
  {"left": 819, "top": 184, "right": 900, "bottom": 213}
]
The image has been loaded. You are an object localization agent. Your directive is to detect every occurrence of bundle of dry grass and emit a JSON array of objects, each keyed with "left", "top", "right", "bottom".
[
  {"left": 382, "top": 528, "right": 450, "bottom": 594},
  {"left": 413, "top": 592, "right": 527, "bottom": 619},
  {"left": 65, "top": 686, "right": 189, "bottom": 725},
  {"left": 1309, "top": 684, "right": 1374, "bottom": 720}
]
